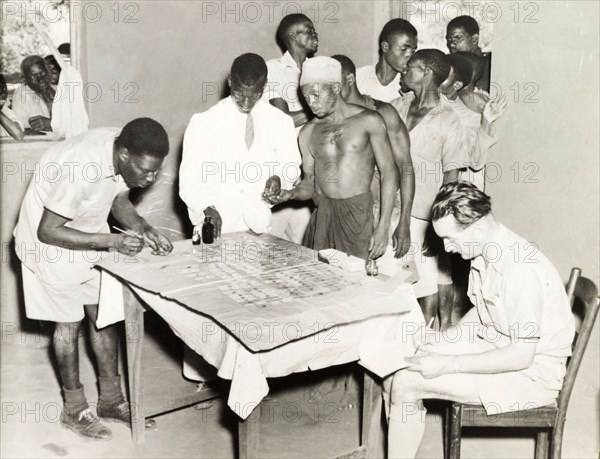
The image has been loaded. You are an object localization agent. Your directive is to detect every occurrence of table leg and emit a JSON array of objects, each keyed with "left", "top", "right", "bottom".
[
  {"left": 123, "top": 285, "right": 145, "bottom": 444},
  {"left": 238, "top": 404, "right": 261, "bottom": 459},
  {"left": 362, "top": 371, "right": 383, "bottom": 458}
]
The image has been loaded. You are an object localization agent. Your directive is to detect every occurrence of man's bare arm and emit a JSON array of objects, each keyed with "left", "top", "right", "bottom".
[
  {"left": 379, "top": 104, "right": 415, "bottom": 257},
  {"left": 407, "top": 340, "right": 538, "bottom": 379},
  {"left": 38, "top": 208, "right": 120, "bottom": 250},
  {"left": 0, "top": 111, "right": 24, "bottom": 140},
  {"left": 443, "top": 168, "right": 459, "bottom": 184},
  {"left": 111, "top": 191, "right": 173, "bottom": 254},
  {"left": 37, "top": 208, "right": 143, "bottom": 255},
  {"left": 367, "top": 111, "right": 399, "bottom": 258},
  {"left": 269, "top": 98, "right": 311, "bottom": 128},
  {"left": 267, "top": 124, "right": 316, "bottom": 204},
  {"left": 469, "top": 94, "right": 509, "bottom": 169},
  {"left": 111, "top": 191, "right": 152, "bottom": 234}
]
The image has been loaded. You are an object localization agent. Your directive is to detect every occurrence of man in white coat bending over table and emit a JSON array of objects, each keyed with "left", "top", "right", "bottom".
[{"left": 179, "top": 52, "right": 301, "bottom": 381}]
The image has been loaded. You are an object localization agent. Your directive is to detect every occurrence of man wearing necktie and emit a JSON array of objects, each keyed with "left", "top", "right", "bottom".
[
  {"left": 180, "top": 53, "right": 301, "bottom": 238},
  {"left": 179, "top": 53, "right": 301, "bottom": 384}
]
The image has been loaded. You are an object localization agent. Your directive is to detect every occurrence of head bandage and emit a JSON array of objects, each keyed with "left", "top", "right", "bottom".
[{"left": 300, "top": 56, "right": 342, "bottom": 86}]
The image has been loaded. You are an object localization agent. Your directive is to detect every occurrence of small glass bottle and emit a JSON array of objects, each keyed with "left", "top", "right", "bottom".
[
  {"left": 365, "top": 259, "right": 378, "bottom": 276},
  {"left": 192, "top": 227, "right": 201, "bottom": 245},
  {"left": 202, "top": 216, "right": 214, "bottom": 244}
]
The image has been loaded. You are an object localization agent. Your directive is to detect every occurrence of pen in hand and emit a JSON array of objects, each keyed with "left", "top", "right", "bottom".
[
  {"left": 112, "top": 226, "right": 146, "bottom": 243},
  {"left": 112, "top": 226, "right": 158, "bottom": 252},
  {"left": 414, "top": 317, "right": 435, "bottom": 355}
]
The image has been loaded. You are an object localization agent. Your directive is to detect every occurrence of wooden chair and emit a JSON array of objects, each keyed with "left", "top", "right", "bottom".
[{"left": 444, "top": 267, "right": 600, "bottom": 459}]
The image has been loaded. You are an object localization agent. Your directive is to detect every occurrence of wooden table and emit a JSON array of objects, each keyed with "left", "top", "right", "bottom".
[
  {"left": 97, "top": 233, "right": 418, "bottom": 458},
  {"left": 123, "top": 284, "right": 384, "bottom": 458}
]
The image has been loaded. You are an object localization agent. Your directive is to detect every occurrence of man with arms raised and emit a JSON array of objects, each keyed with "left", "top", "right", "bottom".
[
  {"left": 14, "top": 118, "right": 173, "bottom": 440},
  {"left": 440, "top": 52, "right": 507, "bottom": 190},
  {"left": 332, "top": 54, "right": 414, "bottom": 259},
  {"left": 386, "top": 181, "right": 574, "bottom": 458},
  {"left": 269, "top": 56, "right": 398, "bottom": 262},
  {"left": 356, "top": 18, "right": 418, "bottom": 103}
]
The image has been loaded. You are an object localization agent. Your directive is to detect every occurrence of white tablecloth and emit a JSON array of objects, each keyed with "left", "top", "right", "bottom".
[{"left": 97, "top": 272, "right": 423, "bottom": 419}]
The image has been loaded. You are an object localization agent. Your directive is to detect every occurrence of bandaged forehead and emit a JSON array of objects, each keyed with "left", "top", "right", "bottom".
[{"left": 300, "top": 56, "right": 342, "bottom": 86}]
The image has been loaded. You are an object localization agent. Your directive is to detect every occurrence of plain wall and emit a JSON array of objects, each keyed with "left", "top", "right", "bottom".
[
  {"left": 80, "top": 0, "right": 387, "bottom": 237},
  {"left": 483, "top": 8, "right": 599, "bottom": 454},
  {"left": 487, "top": 0, "right": 599, "bottom": 284}
]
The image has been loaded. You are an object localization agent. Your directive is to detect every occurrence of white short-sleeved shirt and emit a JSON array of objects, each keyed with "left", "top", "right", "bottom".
[
  {"left": 179, "top": 97, "right": 301, "bottom": 234},
  {"left": 14, "top": 128, "right": 127, "bottom": 284},
  {"left": 443, "top": 95, "right": 497, "bottom": 190},
  {"left": 356, "top": 64, "right": 401, "bottom": 103},
  {"left": 468, "top": 224, "right": 575, "bottom": 364},
  {"left": 391, "top": 93, "right": 468, "bottom": 220},
  {"left": 262, "top": 51, "right": 303, "bottom": 112}
]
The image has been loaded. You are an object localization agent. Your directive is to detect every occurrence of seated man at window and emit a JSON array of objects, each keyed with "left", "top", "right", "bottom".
[{"left": 12, "top": 55, "right": 55, "bottom": 132}]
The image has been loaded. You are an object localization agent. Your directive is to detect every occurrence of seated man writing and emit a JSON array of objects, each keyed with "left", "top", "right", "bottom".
[
  {"left": 268, "top": 56, "right": 398, "bottom": 262},
  {"left": 386, "top": 181, "right": 575, "bottom": 458}
]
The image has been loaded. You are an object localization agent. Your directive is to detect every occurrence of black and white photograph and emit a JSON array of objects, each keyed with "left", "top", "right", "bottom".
[{"left": 1, "top": 1, "right": 598, "bottom": 458}]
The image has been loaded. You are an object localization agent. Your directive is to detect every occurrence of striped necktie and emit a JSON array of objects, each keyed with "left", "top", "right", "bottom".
[{"left": 244, "top": 113, "right": 254, "bottom": 149}]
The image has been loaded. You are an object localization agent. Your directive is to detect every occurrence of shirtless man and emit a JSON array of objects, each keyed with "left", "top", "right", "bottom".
[
  {"left": 267, "top": 56, "right": 398, "bottom": 408},
  {"left": 331, "top": 54, "right": 414, "bottom": 259},
  {"left": 268, "top": 56, "right": 398, "bottom": 261}
]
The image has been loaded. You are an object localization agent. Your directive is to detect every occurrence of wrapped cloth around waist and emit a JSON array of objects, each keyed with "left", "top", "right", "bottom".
[{"left": 303, "top": 192, "right": 373, "bottom": 260}]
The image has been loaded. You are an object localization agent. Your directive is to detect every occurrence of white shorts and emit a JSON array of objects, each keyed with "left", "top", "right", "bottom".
[
  {"left": 427, "top": 336, "right": 565, "bottom": 414},
  {"left": 21, "top": 263, "right": 100, "bottom": 323}
]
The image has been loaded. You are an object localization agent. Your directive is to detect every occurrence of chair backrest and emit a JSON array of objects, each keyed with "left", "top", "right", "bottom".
[{"left": 556, "top": 268, "right": 600, "bottom": 415}]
